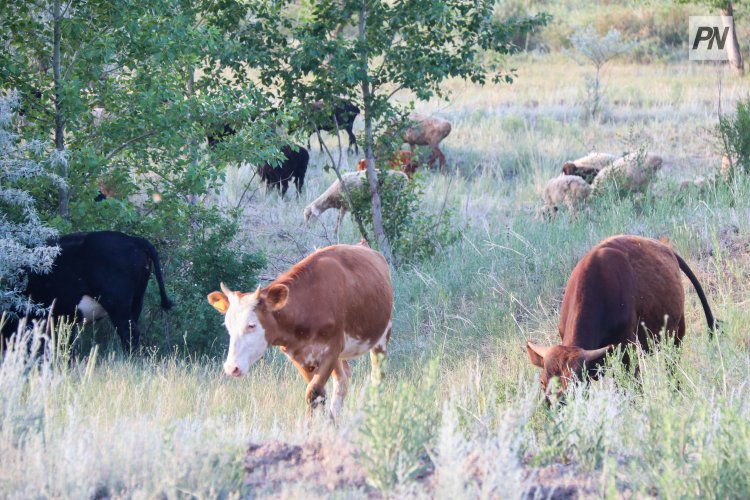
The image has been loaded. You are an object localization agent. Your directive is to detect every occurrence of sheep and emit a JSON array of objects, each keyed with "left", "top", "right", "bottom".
[
  {"left": 258, "top": 145, "right": 309, "bottom": 198},
  {"left": 540, "top": 175, "right": 593, "bottom": 218},
  {"left": 404, "top": 114, "right": 451, "bottom": 171},
  {"left": 592, "top": 153, "right": 663, "bottom": 193},
  {"left": 679, "top": 176, "right": 707, "bottom": 190},
  {"left": 304, "top": 170, "right": 408, "bottom": 236},
  {"left": 560, "top": 152, "right": 616, "bottom": 184}
]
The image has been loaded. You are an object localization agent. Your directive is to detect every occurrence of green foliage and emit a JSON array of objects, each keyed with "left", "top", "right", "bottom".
[
  {"left": 356, "top": 360, "right": 440, "bottom": 494},
  {"left": 348, "top": 173, "right": 460, "bottom": 265},
  {"left": 717, "top": 96, "right": 750, "bottom": 178},
  {"left": 0, "top": 0, "right": 278, "bottom": 354},
  {"left": 142, "top": 209, "right": 266, "bottom": 355}
]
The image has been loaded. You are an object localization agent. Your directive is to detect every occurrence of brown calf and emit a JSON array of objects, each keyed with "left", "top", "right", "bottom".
[
  {"left": 208, "top": 244, "right": 393, "bottom": 420},
  {"left": 356, "top": 150, "right": 418, "bottom": 178},
  {"left": 527, "top": 235, "right": 715, "bottom": 397}
]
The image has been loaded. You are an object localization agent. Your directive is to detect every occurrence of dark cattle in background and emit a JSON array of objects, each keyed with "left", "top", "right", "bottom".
[
  {"left": 308, "top": 100, "right": 360, "bottom": 154},
  {"left": 207, "top": 123, "right": 237, "bottom": 150},
  {"left": 258, "top": 145, "right": 309, "bottom": 197},
  {"left": 2, "top": 231, "right": 174, "bottom": 352}
]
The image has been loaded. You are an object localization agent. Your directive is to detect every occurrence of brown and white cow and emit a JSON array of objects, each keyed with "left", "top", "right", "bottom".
[
  {"left": 207, "top": 244, "right": 393, "bottom": 419},
  {"left": 526, "top": 235, "right": 715, "bottom": 398}
]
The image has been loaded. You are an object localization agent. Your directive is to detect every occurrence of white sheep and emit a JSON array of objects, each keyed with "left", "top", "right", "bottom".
[
  {"left": 593, "top": 153, "right": 663, "bottom": 193},
  {"left": 304, "top": 170, "right": 408, "bottom": 236},
  {"left": 540, "top": 174, "right": 593, "bottom": 217}
]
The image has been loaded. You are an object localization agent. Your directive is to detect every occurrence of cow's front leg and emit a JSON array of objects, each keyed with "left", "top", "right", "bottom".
[
  {"left": 305, "top": 350, "right": 338, "bottom": 419},
  {"left": 331, "top": 360, "right": 351, "bottom": 422}
]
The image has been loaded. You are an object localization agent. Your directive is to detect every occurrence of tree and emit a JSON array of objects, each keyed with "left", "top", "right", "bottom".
[
  {"left": 0, "top": 0, "right": 283, "bottom": 224},
  {"left": 0, "top": 93, "right": 61, "bottom": 319},
  {"left": 1, "top": 0, "right": 280, "bottom": 353},
  {"left": 567, "top": 26, "right": 635, "bottom": 118},
  {"left": 237, "top": 0, "right": 548, "bottom": 265}
]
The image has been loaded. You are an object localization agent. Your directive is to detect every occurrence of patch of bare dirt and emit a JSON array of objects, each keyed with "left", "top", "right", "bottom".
[
  {"left": 243, "top": 440, "right": 601, "bottom": 498},
  {"left": 244, "top": 439, "right": 368, "bottom": 496},
  {"left": 524, "top": 463, "right": 599, "bottom": 499}
]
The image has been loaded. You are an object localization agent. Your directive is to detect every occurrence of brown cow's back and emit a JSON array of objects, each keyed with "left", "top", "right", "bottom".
[
  {"left": 559, "top": 235, "right": 685, "bottom": 350},
  {"left": 268, "top": 245, "right": 393, "bottom": 349}
]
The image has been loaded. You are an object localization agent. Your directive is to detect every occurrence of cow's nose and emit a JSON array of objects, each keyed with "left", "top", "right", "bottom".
[{"left": 225, "top": 365, "right": 242, "bottom": 377}]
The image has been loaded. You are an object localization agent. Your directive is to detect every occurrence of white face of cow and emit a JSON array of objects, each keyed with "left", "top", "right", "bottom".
[{"left": 208, "top": 284, "right": 269, "bottom": 377}]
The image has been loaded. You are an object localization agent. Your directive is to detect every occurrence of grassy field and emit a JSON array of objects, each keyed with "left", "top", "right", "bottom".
[{"left": 3, "top": 48, "right": 750, "bottom": 498}]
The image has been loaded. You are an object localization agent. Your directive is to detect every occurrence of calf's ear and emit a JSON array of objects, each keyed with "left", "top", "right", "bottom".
[
  {"left": 207, "top": 291, "right": 230, "bottom": 314},
  {"left": 265, "top": 284, "right": 289, "bottom": 311},
  {"left": 526, "top": 341, "right": 548, "bottom": 368}
]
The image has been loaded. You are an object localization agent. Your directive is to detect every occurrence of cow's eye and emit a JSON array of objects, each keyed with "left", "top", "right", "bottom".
[{"left": 247, "top": 322, "right": 256, "bottom": 331}]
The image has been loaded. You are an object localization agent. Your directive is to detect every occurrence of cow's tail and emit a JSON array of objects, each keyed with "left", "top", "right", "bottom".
[
  {"left": 675, "top": 252, "right": 716, "bottom": 335},
  {"left": 134, "top": 237, "right": 175, "bottom": 310}
]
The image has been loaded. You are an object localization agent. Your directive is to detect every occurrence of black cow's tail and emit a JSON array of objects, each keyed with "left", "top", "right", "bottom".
[
  {"left": 134, "top": 237, "right": 175, "bottom": 310},
  {"left": 675, "top": 252, "right": 716, "bottom": 335}
]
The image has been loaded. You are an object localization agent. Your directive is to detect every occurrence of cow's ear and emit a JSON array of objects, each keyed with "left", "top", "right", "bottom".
[
  {"left": 266, "top": 284, "right": 289, "bottom": 311},
  {"left": 526, "top": 341, "right": 548, "bottom": 368},
  {"left": 582, "top": 344, "right": 614, "bottom": 363},
  {"left": 207, "top": 291, "right": 230, "bottom": 315}
]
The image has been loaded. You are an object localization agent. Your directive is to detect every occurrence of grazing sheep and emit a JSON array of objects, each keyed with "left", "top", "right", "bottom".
[
  {"left": 258, "top": 145, "right": 309, "bottom": 198},
  {"left": 593, "top": 153, "right": 663, "bottom": 193},
  {"left": 561, "top": 152, "right": 616, "bottom": 184},
  {"left": 404, "top": 114, "right": 451, "bottom": 171},
  {"left": 304, "top": 170, "right": 408, "bottom": 236},
  {"left": 541, "top": 175, "right": 593, "bottom": 217}
]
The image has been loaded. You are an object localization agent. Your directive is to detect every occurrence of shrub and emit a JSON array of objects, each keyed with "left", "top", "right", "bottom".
[
  {"left": 717, "top": 96, "right": 750, "bottom": 179},
  {"left": 348, "top": 172, "right": 460, "bottom": 266},
  {"left": 0, "top": 94, "right": 61, "bottom": 319},
  {"left": 142, "top": 209, "right": 266, "bottom": 355},
  {"left": 356, "top": 361, "right": 439, "bottom": 494}
]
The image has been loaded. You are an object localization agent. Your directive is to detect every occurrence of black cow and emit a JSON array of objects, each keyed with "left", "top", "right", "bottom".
[
  {"left": 308, "top": 100, "right": 360, "bottom": 154},
  {"left": 207, "top": 123, "right": 237, "bottom": 150},
  {"left": 2, "top": 231, "right": 174, "bottom": 352},
  {"left": 258, "top": 145, "right": 309, "bottom": 197}
]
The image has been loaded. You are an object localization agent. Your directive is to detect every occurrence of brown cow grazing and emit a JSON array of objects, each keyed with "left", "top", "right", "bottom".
[
  {"left": 208, "top": 244, "right": 393, "bottom": 420},
  {"left": 526, "top": 235, "right": 715, "bottom": 398},
  {"left": 404, "top": 114, "right": 451, "bottom": 171}
]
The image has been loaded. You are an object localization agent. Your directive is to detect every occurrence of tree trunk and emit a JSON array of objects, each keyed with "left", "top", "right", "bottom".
[
  {"left": 722, "top": 1, "right": 744, "bottom": 75},
  {"left": 359, "top": 2, "right": 394, "bottom": 266},
  {"left": 53, "top": 0, "right": 69, "bottom": 219}
]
